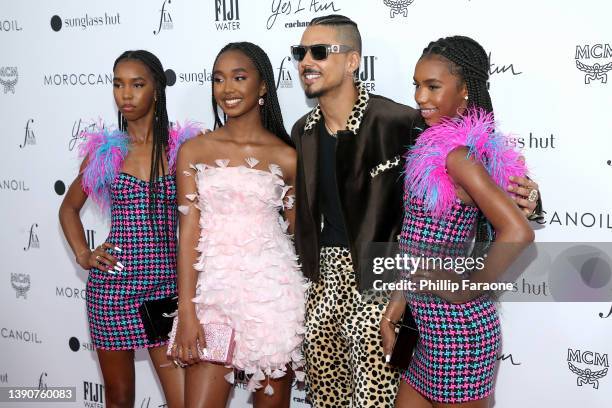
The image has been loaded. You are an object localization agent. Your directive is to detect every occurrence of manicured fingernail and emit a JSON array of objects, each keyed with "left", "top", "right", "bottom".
[
  {"left": 116, "top": 261, "right": 125, "bottom": 268},
  {"left": 509, "top": 176, "right": 515, "bottom": 181},
  {"left": 385, "top": 354, "right": 391, "bottom": 363},
  {"left": 114, "top": 246, "right": 122, "bottom": 252},
  {"left": 114, "top": 266, "right": 122, "bottom": 272},
  {"left": 507, "top": 185, "right": 514, "bottom": 191},
  {"left": 107, "top": 269, "right": 116, "bottom": 275}
]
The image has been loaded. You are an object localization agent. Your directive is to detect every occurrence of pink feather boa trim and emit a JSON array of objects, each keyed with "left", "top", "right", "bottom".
[
  {"left": 79, "top": 121, "right": 201, "bottom": 212},
  {"left": 404, "top": 108, "right": 527, "bottom": 217}
]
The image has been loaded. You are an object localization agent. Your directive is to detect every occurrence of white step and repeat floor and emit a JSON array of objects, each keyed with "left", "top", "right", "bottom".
[{"left": 1, "top": 0, "right": 611, "bottom": 407}]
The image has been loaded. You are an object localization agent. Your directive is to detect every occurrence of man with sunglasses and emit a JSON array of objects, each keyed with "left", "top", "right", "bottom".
[
  {"left": 290, "top": 14, "right": 540, "bottom": 408},
  {"left": 290, "top": 14, "right": 419, "bottom": 408}
]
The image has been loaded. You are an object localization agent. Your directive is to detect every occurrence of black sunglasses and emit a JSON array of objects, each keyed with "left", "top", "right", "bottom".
[{"left": 290, "top": 44, "right": 354, "bottom": 62}]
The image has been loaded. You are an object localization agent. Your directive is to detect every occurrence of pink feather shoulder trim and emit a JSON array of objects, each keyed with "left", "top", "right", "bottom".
[
  {"left": 168, "top": 121, "right": 202, "bottom": 174},
  {"left": 404, "top": 108, "right": 527, "bottom": 216}
]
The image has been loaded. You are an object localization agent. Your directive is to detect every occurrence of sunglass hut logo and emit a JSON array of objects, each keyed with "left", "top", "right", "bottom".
[
  {"left": 575, "top": 44, "right": 612, "bottom": 84},
  {"left": 215, "top": 0, "right": 240, "bottom": 31},
  {"left": 50, "top": 13, "right": 121, "bottom": 32},
  {"left": 383, "top": 0, "right": 415, "bottom": 18},
  {"left": 567, "top": 348, "right": 609, "bottom": 389}
]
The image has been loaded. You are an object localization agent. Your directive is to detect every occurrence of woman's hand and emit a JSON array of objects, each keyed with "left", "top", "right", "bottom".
[
  {"left": 380, "top": 317, "right": 397, "bottom": 361},
  {"left": 172, "top": 311, "right": 206, "bottom": 366},
  {"left": 78, "top": 242, "right": 123, "bottom": 273}
]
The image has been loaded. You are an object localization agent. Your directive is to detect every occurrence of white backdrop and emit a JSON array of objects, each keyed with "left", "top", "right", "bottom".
[{"left": 1, "top": 0, "right": 611, "bottom": 407}]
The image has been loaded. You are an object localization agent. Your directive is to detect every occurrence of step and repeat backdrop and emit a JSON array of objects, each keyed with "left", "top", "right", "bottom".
[{"left": 1, "top": 0, "right": 611, "bottom": 407}]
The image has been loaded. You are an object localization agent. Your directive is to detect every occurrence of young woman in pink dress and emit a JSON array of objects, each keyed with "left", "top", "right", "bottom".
[{"left": 171, "top": 42, "right": 305, "bottom": 408}]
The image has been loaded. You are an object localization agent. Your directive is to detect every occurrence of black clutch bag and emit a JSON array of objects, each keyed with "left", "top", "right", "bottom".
[
  {"left": 389, "top": 305, "right": 419, "bottom": 369},
  {"left": 138, "top": 296, "right": 178, "bottom": 343}
]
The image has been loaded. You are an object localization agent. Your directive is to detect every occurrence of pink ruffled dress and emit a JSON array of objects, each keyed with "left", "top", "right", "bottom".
[{"left": 185, "top": 157, "right": 306, "bottom": 393}]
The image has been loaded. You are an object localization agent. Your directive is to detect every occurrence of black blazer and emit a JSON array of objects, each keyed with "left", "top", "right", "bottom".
[{"left": 291, "top": 85, "right": 422, "bottom": 284}]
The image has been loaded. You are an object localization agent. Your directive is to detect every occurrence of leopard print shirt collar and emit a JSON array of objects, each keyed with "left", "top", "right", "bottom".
[{"left": 303, "top": 82, "right": 370, "bottom": 135}]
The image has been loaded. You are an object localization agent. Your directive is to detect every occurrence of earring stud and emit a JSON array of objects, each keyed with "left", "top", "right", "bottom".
[{"left": 258, "top": 97, "right": 265, "bottom": 106}]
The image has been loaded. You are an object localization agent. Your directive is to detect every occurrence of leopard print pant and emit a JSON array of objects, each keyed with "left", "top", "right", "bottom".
[{"left": 303, "top": 247, "right": 399, "bottom": 407}]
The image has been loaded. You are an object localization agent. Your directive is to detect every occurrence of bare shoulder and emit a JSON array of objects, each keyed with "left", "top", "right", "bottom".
[
  {"left": 267, "top": 137, "right": 296, "bottom": 177},
  {"left": 179, "top": 129, "right": 224, "bottom": 160}
]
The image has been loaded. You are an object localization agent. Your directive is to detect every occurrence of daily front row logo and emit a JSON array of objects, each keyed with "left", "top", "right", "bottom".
[
  {"left": 575, "top": 44, "right": 612, "bottom": 84},
  {"left": 567, "top": 348, "right": 609, "bottom": 389},
  {"left": 383, "top": 0, "right": 415, "bottom": 18},
  {"left": 153, "top": 0, "right": 173, "bottom": 35}
]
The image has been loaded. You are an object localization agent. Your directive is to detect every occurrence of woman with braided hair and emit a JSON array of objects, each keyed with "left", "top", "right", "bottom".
[
  {"left": 171, "top": 42, "right": 305, "bottom": 407},
  {"left": 381, "top": 36, "right": 536, "bottom": 407},
  {"left": 59, "top": 50, "right": 201, "bottom": 407}
]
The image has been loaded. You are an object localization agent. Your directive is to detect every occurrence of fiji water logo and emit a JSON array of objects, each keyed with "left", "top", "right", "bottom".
[
  {"left": 567, "top": 348, "right": 609, "bottom": 389},
  {"left": 383, "top": 0, "right": 415, "bottom": 18},
  {"left": 356, "top": 55, "right": 377, "bottom": 92},
  {"left": 575, "top": 44, "right": 612, "bottom": 84},
  {"left": 215, "top": 0, "right": 240, "bottom": 31},
  {"left": 153, "top": 0, "right": 173, "bottom": 34}
]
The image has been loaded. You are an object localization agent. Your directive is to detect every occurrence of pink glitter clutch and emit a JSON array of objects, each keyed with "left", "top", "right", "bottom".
[
  {"left": 199, "top": 323, "right": 235, "bottom": 365},
  {"left": 167, "top": 317, "right": 235, "bottom": 365}
]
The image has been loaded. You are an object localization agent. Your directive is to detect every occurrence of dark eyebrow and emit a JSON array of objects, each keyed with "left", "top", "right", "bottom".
[
  {"left": 213, "top": 68, "right": 248, "bottom": 75},
  {"left": 113, "top": 76, "right": 146, "bottom": 81},
  {"left": 413, "top": 77, "right": 442, "bottom": 84}
]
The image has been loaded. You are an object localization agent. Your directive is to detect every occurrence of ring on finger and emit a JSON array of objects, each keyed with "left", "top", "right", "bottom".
[
  {"left": 95, "top": 255, "right": 101, "bottom": 261},
  {"left": 527, "top": 189, "right": 539, "bottom": 202}
]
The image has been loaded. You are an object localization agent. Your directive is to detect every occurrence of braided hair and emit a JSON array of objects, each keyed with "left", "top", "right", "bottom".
[
  {"left": 420, "top": 36, "right": 495, "bottom": 254},
  {"left": 113, "top": 50, "right": 170, "bottom": 238},
  {"left": 211, "top": 42, "right": 294, "bottom": 147},
  {"left": 421, "top": 36, "right": 493, "bottom": 114}
]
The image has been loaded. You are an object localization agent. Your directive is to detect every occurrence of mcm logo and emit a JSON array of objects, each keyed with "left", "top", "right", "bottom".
[
  {"left": 275, "top": 56, "right": 293, "bottom": 90},
  {"left": 23, "top": 223, "right": 40, "bottom": 251},
  {"left": 567, "top": 348, "right": 609, "bottom": 389},
  {"left": 576, "top": 61, "right": 612, "bottom": 84},
  {"left": 20, "top": 119, "right": 36, "bottom": 148},
  {"left": 11, "top": 273, "right": 31, "bottom": 299},
  {"left": 575, "top": 44, "right": 612, "bottom": 84},
  {"left": 153, "top": 0, "right": 173, "bottom": 35},
  {"left": 383, "top": 0, "right": 415, "bottom": 18},
  {"left": 0, "top": 66, "right": 18, "bottom": 94}
]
